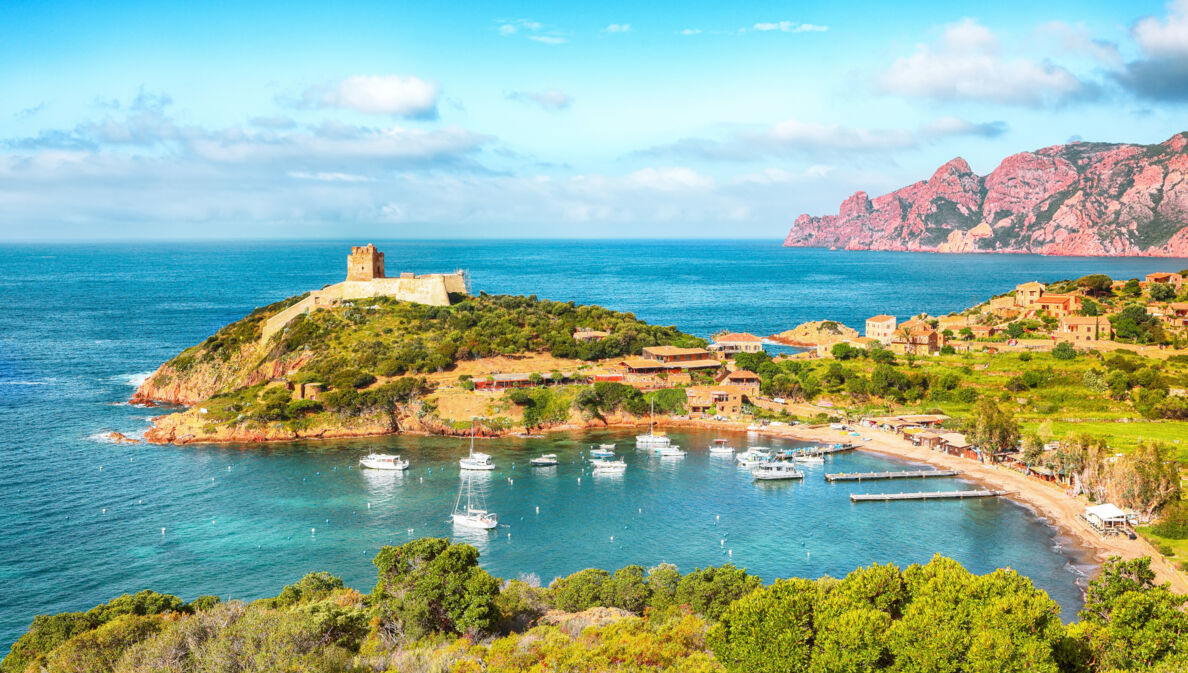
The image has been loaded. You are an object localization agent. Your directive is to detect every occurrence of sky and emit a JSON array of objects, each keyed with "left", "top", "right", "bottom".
[{"left": 3, "top": 0, "right": 1188, "bottom": 239}]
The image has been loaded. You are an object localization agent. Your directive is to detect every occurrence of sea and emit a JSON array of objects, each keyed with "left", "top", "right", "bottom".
[{"left": 3, "top": 239, "right": 1187, "bottom": 649}]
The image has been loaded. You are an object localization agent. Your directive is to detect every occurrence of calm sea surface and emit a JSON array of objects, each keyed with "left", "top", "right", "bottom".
[{"left": 3, "top": 240, "right": 1187, "bottom": 648}]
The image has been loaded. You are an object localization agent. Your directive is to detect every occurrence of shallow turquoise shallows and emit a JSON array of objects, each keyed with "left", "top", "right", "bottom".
[{"left": 5, "top": 240, "right": 1186, "bottom": 650}]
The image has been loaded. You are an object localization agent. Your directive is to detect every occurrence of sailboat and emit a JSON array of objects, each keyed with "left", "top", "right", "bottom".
[
  {"left": 635, "top": 398, "right": 674, "bottom": 448},
  {"left": 452, "top": 474, "right": 498, "bottom": 529},
  {"left": 459, "top": 422, "right": 495, "bottom": 471}
]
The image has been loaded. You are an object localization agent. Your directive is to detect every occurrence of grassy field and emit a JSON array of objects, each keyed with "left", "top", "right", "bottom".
[{"left": 1137, "top": 526, "right": 1188, "bottom": 568}]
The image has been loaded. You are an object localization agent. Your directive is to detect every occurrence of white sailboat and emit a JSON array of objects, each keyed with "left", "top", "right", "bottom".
[
  {"left": 529, "top": 453, "right": 559, "bottom": 467},
  {"left": 459, "top": 423, "right": 495, "bottom": 471},
  {"left": 359, "top": 453, "right": 409, "bottom": 470},
  {"left": 635, "top": 398, "right": 672, "bottom": 448},
  {"left": 452, "top": 474, "right": 498, "bottom": 529}
]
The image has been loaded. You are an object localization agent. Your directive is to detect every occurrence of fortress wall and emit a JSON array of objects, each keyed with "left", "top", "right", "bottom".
[
  {"left": 441, "top": 272, "right": 467, "bottom": 295},
  {"left": 259, "top": 276, "right": 455, "bottom": 343}
]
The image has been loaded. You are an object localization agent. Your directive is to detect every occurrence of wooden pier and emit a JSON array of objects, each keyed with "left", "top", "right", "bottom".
[
  {"left": 826, "top": 469, "right": 961, "bottom": 482},
  {"left": 799, "top": 443, "right": 860, "bottom": 457},
  {"left": 849, "top": 489, "right": 1009, "bottom": 502}
]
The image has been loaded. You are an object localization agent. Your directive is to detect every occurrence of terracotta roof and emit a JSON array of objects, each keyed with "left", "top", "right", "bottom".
[
  {"left": 867, "top": 315, "right": 895, "bottom": 322},
  {"left": 723, "top": 369, "right": 761, "bottom": 381},
  {"left": 642, "top": 346, "right": 711, "bottom": 356},
  {"left": 1035, "top": 295, "right": 1072, "bottom": 304},
  {"left": 1061, "top": 316, "right": 1108, "bottom": 326},
  {"left": 715, "top": 332, "right": 763, "bottom": 343},
  {"left": 574, "top": 329, "right": 608, "bottom": 337},
  {"left": 1016, "top": 281, "right": 1045, "bottom": 290}
]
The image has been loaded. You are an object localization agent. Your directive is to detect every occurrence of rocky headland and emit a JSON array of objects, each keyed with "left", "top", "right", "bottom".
[{"left": 784, "top": 132, "right": 1188, "bottom": 256}]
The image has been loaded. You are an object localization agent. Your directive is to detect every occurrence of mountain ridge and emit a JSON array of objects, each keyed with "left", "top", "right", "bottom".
[{"left": 783, "top": 132, "right": 1188, "bottom": 257}]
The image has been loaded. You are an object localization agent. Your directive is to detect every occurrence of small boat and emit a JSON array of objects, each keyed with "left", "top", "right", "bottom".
[
  {"left": 590, "top": 446, "right": 616, "bottom": 458},
  {"left": 359, "top": 453, "right": 409, "bottom": 470},
  {"left": 636, "top": 398, "right": 673, "bottom": 448},
  {"left": 529, "top": 453, "right": 559, "bottom": 467},
  {"left": 745, "top": 424, "right": 762, "bottom": 431},
  {"left": 657, "top": 446, "right": 686, "bottom": 457},
  {"left": 452, "top": 474, "right": 498, "bottom": 529},
  {"left": 708, "top": 439, "right": 735, "bottom": 454},
  {"left": 736, "top": 448, "right": 771, "bottom": 467},
  {"left": 598, "top": 443, "right": 616, "bottom": 450},
  {"left": 793, "top": 454, "right": 825, "bottom": 465},
  {"left": 752, "top": 462, "right": 804, "bottom": 480},
  {"left": 593, "top": 459, "right": 627, "bottom": 471},
  {"left": 459, "top": 424, "right": 495, "bottom": 471}
]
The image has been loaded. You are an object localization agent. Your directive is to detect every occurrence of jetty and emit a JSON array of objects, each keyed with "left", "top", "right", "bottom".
[
  {"left": 826, "top": 469, "right": 961, "bottom": 482},
  {"left": 798, "top": 443, "right": 860, "bottom": 457},
  {"left": 849, "top": 489, "right": 1010, "bottom": 502}
]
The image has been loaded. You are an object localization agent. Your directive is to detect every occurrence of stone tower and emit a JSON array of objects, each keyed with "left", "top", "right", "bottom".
[{"left": 347, "top": 244, "right": 385, "bottom": 281}]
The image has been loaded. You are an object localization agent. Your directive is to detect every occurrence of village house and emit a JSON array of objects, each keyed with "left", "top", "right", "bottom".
[
  {"left": 619, "top": 346, "right": 721, "bottom": 383},
  {"left": 937, "top": 315, "right": 971, "bottom": 332},
  {"left": 865, "top": 315, "right": 897, "bottom": 344},
  {"left": 968, "top": 324, "right": 998, "bottom": 339},
  {"left": 816, "top": 336, "right": 880, "bottom": 357},
  {"left": 573, "top": 329, "right": 608, "bottom": 343},
  {"left": 988, "top": 295, "right": 1016, "bottom": 312},
  {"left": 708, "top": 332, "right": 765, "bottom": 356},
  {"left": 891, "top": 324, "right": 944, "bottom": 355},
  {"left": 1014, "top": 281, "right": 1045, "bottom": 307},
  {"left": 1060, "top": 315, "right": 1112, "bottom": 342},
  {"left": 474, "top": 371, "right": 580, "bottom": 391},
  {"left": 714, "top": 369, "right": 761, "bottom": 398},
  {"left": 641, "top": 346, "right": 712, "bottom": 363},
  {"left": 1033, "top": 293, "right": 1082, "bottom": 318},
  {"left": 1145, "top": 272, "right": 1184, "bottom": 291},
  {"left": 1164, "top": 302, "right": 1188, "bottom": 328},
  {"left": 685, "top": 386, "right": 743, "bottom": 417}
]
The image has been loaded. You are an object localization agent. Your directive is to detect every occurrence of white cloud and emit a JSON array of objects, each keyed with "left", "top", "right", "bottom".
[
  {"left": 1133, "top": 0, "right": 1188, "bottom": 58},
  {"left": 301, "top": 75, "right": 440, "bottom": 118},
  {"left": 496, "top": 19, "right": 541, "bottom": 36},
  {"left": 1037, "top": 21, "right": 1121, "bottom": 66},
  {"left": 752, "top": 21, "right": 828, "bottom": 33},
  {"left": 527, "top": 35, "right": 567, "bottom": 45},
  {"left": 879, "top": 18, "right": 1092, "bottom": 106},
  {"left": 288, "top": 171, "right": 375, "bottom": 182},
  {"left": 622, "top": 167, "right": 714, "bottom": 191},
  {"left": 506, "top": 89, "right": 573, "bottom": 110},
  {"left": 642, "top": 116, "right": 1006, "bottom": 161},
  {"left": 604, "top": 23, "right": 631, "bottom": 33}
]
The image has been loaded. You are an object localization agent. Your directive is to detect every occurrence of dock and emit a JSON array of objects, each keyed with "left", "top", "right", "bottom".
[
  {"left": 799, "top": 443, "right": 860, "bottom": 457},
  {"left": 826, "top": 469, "right": 961, "bottom": 482},
  {"left": 849, "top": 489, "right": 1010, "bottom": 502}
]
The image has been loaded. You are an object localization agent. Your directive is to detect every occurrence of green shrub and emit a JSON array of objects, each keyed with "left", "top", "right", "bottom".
[
  {"left": 552, "top": 568, "right": 611, "bottom": 612},
  {"left": 1052, "top": 342, "right": 1077, "bottom": 360},
  {"left": 674, "top": 565, "right": 761, "bottom": 621},
  {"left": 1150, "top": 502, "right": 1188, "bottom": 539}
]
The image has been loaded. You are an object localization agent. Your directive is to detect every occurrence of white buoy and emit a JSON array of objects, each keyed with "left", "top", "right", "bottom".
[
  {"left": 212, "top": 519, "right": 216, "bottom": 524},
  {"left": 721, "top": 539, "right": 725, "bottom": 546},
  {"left": 577, "top": 477, "right": 581, "bottom": 484},
  {"left": 419, "top": 477, "right": 423, "bottom": 483},
  {"left": 367, "top": 503, "right": 371, "bottom": 509},
  {"left": 311, "top": 528, "right": 316, "bottom": 534},
  {"left": 535, "top": 506, "right": 539, "bottom": 514},
  {"left": 807, "top": 551, "right": 810, "bottom": 559},
  {"left": 227, "top": 466, "right": 231, "bottom": 471},
  {"left": 507, "top": 532, "right": 511, "bottom": 539},
  {"left": 99, "top": 466, "right": 102, "bottom": 471},
  {"left": 138, "top": 500, "right": 143, "bottom": 504},
  {"left": 102, "top": 508, "right": 106, "bottom": 514},
  {"left": 407, "top": 528, "right": 414, "bottom": 535},
  {"left": 728, "top": 549, "right": 733, "bottom": 556},
  {"left": 161, "top": 527, "right": 165, "bottom": 535},
  {"left": 610, "top": 536, "right": 614, "bottom": 542},
  {"left": 716, "top": 514, "right": 720, "bottom": 521}
]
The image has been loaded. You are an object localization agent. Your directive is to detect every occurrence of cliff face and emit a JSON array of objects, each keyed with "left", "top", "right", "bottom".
[{"left": 784, "top": 132, "right": 1188, "bottom": 256}]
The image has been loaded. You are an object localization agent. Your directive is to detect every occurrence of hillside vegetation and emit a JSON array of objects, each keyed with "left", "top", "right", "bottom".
[{"left": 4, "top": 539, "right": 1185, "bottom": 673}]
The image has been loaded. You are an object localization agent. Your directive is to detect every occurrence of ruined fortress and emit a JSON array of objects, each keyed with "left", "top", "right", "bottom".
[{"left": 261, "top": 244, "right": 468, "bottom": 342}]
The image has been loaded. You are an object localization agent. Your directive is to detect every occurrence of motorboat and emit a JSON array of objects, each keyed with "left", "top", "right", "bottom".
[
  {"left": 793, "top": 453, "right": 825, "bottom": 465},
  {"left": 752, "top": 462, "right": 804, "bottom": 480},
  {"left": 452, "top": 474, "right": 498, "bottom": 529},
  {"left": 529, "top": 453, "right": 559, "bottom": 467},
  {"left": 708, "top": 439, "right": 735, "bottom": 454},
  {"left": 593, "top": 459, "right": 627, "bottom": 471},
  {"left": 359, "top": 453, "right": 409, "bottom": 470},
  {"left": 636, "top": 398, "right": 673, "bottom": 448},
  {"left": 736, "top": 448, "right": 771, "bottom": 467},
  {"left": 590, "top": 446, "right": 616, "bottom": 458},
  {"left": 657, "top": 446, "right": 686, "bottom": 457},
  {"left": 459, "top": 423, "right": 495, "bottom": 471}
]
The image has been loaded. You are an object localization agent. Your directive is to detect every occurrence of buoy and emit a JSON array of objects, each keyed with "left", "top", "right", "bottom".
[
  {"left": 721, "top": 539, "right": 725, "bottom": 546},
  {"left": 508, "top": 478, "right": 513, "bottom": 485},
  {"left": 535, "top": 506, "right": 539, "bottom": 514},
  {"left": 716, "top": 515, "right": 720, "bottom": 521},
  {"left": 638, "top": 508, "right": 642, "bottom": 514},
  {"left": 610, "top": 536, "right": 614, "bottom": 542},
  {"left": 161, "top": 527, "right": 166, "bottom": 535},
  {"left": 99, "top": 466, "right": 102, "bottom": 471},
  {"left": 367, "top": 503, "right": 371, "bottom": 509},
  {"left": 728, "top": 549, "right": 733, "bottom": 556},
  {"left": 227, "top": 466, "right": 231, "bottom": 471},
  {"left": 407, "top": 528, "right": 414, "bottom": 535},
  {"left": 325, "top": 519, "right": 329, "bottom": 523},
  {"left": 311, "top": 528, "right": 316, "bottom": 534},
  {"left": 211, "top": 477, "right": 215, "bottom": 481},
  {"left": 130, "top": 457, "right": 133, "bottom": 462},
  {"left": 577, "top": 477, "right": 581, "bottom": 484},
  {"left": 102, "top": 508, "right": 106, "bottom": 514},
  {"left": 419, "top": 477, "right": 423, "bottom": 483},
  {"left": 138, "top": 500, "right": 143, "bottom": 504},
  {"left": 807, "top": 551, "right": 811, "bottom": 559},
  {"left": 507, "top": 532, "right": 511, "bottom": 539},
  {"left": 212, "top": 519, "right": 216, "bottom": 524}
]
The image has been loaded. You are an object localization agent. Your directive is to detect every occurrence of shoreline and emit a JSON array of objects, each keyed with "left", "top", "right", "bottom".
[
  {"left": 732, "top": 420, "right": 1188, "bottom": 593},
  {"left": 137, "top": 409, "right": 1185, "bottom": 591}
]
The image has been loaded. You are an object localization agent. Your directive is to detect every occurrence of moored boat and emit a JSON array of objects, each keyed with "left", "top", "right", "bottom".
[
  {"left": 529, "top": 453, "right": 559, "bottom": 467},
  {"left": 459, "top": 423, "right": 495, "bottom": 470},
  {"left": 452, "top": 474, "right": 498, "bottom": 529},
  {"left": 590, "top": 446, "right": 616, "bottom": 458},
  {"left": 359, "top": 453, "right": 409, "bottom": 470},
  {"left": 752, "top": 462, "right": 804, "bottom": 480},
  {"left": 593, "top": 459, "right": 627, "bottom": 471},
  {"left": 636, "top": 398, "right": 672, "bottom": 448},
  {"left": 657, "top": 446, "right": 686, "bottom": 457},
  {"left": 736, "top": 448, "right": 771, "bottom": 467},
  {"left": 708, "top": 439, "right": 735, "bottom": 454}
]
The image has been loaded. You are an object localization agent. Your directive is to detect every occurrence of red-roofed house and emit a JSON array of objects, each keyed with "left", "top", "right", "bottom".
[
  {"left": 709, "top": 332, "right": 764, "bottom": 355},
  {"left": 865, "top": 315, "right": 896, "bottom": 345},
  {"left": 1146, "top": 272, "right": 1184, "bottom": 290},
  {"left": 1060, "top": 315, "right": 1111, "bottom": 342},
  {"left": 715, "top": 369, "right": 761, "bottom": 397}
]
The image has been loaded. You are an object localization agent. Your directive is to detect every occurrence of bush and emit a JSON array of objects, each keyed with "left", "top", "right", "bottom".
[
  {"left": 1052, "top": 342, "right": 1077, "bottom": 360},
  {"left": 674, "top": 565, "right": 761, "bottom": 620},
  {"left": 552, "top": 569, "right": 611, "bottom": 612},
  {"left": 1150, "top": 502, "right": 1188, "bottom": 539},
  {"left": 274, "top": 572, "right": 344, "bottom": 607},
  {"left": 1019, "top": 352, "right": 1032, "bottom": 362},
  {"left": 371, "top": 538, "right": 500, "bottom": 642}
]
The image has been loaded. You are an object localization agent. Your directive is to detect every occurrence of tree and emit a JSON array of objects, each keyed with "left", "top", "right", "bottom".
[
  {"left": 674, "top": 565, "right": 761, "bottom": 620},
  {"left": 1115, "top": 442, "right": 1181, "bottom": 517},
  {"left": 1051, "top": 342, "right": 1077, "bottom": 360},
  {"left": 1110, "top": 304, "right": 1164, "bottom": 343},
  {"left": 1081, "top": 298, "right": 1101, "bottom": 316},
  {"left": 966, "top": 398, "right": 1019, "bottom": 454},
  {"left": 1149, "top": 282, "right": 1176, "bottom": 302},
  {"left": 371, "top": 538, "right": 500, "bottom": 643},
  {"left": 1005, "top": 322, "right": 1025, "bottom": 339},
  {"left": 552, "top": 568, "right": 611, "bottom": 612},
  {"left": 1076, "top": 274, "right": 1114, "bottom": 296},
  {"left": 1123, "top": 278, "right": 1142, "bottom": 296},
  {"left": 1022, "top": 434, "right": 1044, "bottom": 465},
  {"left": 831, "top": 342, "right": 860, "bottom": 360},
  {"left": 1075, "top": 556, "right": 1188, "bottom": 671},
  {"left": 708, "top": 578, "right": 817, "bottom": 673}
]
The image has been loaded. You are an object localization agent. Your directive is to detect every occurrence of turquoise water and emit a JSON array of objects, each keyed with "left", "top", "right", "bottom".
[{"left": 3, "top": 240, "right": 1186, "bottom": 649}]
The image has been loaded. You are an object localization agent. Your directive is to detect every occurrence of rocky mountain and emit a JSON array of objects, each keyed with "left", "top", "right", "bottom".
[{"left": 783, "top": 132, "right": 1188, "bottom": 256}]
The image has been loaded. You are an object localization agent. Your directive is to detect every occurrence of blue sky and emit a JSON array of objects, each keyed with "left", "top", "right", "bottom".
[{"left": 3, "top": 0, "right": 1188, "bottom": 239}]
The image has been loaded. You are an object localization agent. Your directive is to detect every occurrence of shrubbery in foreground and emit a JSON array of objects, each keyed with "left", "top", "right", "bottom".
[{"left": 3, "top": 539, "right": 1185, "bottom": 672}]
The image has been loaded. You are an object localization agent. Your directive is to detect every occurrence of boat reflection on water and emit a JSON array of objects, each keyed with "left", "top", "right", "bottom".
[{"left": 359, "top": 463, "right": 406, "bottom": 500}]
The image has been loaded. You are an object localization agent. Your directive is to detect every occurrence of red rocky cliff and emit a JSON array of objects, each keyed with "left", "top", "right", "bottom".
[{"left": 784, "top": 132, "right": 1188, "bottom": 256}]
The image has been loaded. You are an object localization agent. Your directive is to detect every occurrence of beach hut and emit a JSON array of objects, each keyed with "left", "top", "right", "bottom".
[{"left": 1084, "top": 503, "right": 1128, "bottom": 534}]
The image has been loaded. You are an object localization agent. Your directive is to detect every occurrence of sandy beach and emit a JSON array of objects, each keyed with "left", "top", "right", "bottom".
[{"left": 726, "top": 420, "right": 1188, "bottom": 593}]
